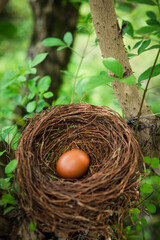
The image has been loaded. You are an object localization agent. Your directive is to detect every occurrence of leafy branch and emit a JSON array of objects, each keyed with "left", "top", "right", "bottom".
[
  {"left": 135, "top": 48, "right": 160, "bottom": 136},
  {"left": 71, "top": 33, "right": 91, "bottom": 103}
]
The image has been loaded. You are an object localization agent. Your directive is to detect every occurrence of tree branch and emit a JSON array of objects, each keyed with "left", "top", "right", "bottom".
[
  {"left": 135, "top": 49, "right": 160, "bottom": 136},
  {"left": 89, "top": 0, "right": 160, "bottom": 162},
  {"left": 89, "top": 0, "right": 152, "bottom": 120}
]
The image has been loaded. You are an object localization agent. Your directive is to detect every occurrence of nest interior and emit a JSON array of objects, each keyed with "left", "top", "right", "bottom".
[{"left": 15, "top": 104, "right": 143, "bottom": 238}]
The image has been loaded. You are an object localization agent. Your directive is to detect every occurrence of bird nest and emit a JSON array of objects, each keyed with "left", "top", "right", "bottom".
[{"left": 15, "top": 104, "right": 143, "bottom": 239}]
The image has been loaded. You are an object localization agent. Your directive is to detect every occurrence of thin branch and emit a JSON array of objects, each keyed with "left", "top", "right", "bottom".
[
  {"left": 71, "top": 34, "right": 90, "bottom": 103},
  {"left": 141, "top": 223, "right": 145, "bottom": 240},
  {"left": 135, "top": 48, "right": 160, "bottom": 137},
  {"left": 133, "top": 113, "right": 160, "bottom": 119},
  {"left": 67, "top": 46, "right": 82, "bottom": 58}
]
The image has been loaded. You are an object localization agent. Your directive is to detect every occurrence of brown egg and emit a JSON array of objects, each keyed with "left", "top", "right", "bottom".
[{"left": 56, "top": 149, "right": 90, "bottom": 179}]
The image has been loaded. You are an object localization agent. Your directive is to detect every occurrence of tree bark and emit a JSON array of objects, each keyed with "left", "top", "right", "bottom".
[
  {"left": 0, "top": 0, "right": 9, "bottom": 13},
  {"left": 89, "top": 0, "right": 160, "bottom": 164},
  {"left": 28, "top": 0, "right": 80, "bottom": 102}
]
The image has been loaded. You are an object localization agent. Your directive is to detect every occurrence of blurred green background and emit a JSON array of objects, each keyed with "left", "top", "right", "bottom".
[
  {"left": 0, "top": 0, "right": 32, "bottom": 74},
  {"left": 0, "top": 0, "right": 160, "bottom": 130},
  {"left": 0, "top": 1, "right": 160, "bottom": 239}
]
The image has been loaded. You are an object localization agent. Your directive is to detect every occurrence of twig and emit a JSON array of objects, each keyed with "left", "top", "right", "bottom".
[
  {"left": 133, "top": 113, "right": 160, "bottom": 119},
  {"left": 71, "top": 34, "right": 90, "bottom": 103},
  {"left": 141, "top": 223, "right": 145, "bottom": 240},
  {"left": 135, "top": 49, "right": 160, "bottom": 137}
]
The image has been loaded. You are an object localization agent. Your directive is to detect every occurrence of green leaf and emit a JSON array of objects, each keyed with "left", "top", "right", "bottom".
[
  {"left": 131, "top": 214, "right": 138, "bottom": 223},
  {"left": 140, "top": 183, "right": 153, "bottom": 193},
  {"left": 0, "top": 71, "right": 17, "bottom": 91},
  {"left": 0, "top": 200, "right": 6, "bottom": 206},
  {"left": 29, "top": 220, "right": 37, "bottom": 232},
  {"left": 122, "top": 20, "right": 134, "bottom": 37},
  {"left": 14, "top": 182, "right": 19, "bottom": 195},
  {"left": 31, "top": 53, "right": 48, "bottom": 67},
  {"left": 26, "top": 67, "right": 37, "bottom": 75},
  {"left": 17, "top": 75, "right": 26, "bottom": 83},
  {"left": 141, "top": 217, "right": 148, "bottom": 226},
  {"left": 127, "top": 53, "right": 137, "bottom": 58},
  {"left": 75, "top": 74, "right": 116, "bottom": 94},
  {"left": 102, "top": 58, "right": 123, "bottom": 78},
  {"left": 136, "top": 224, "right": 142, "bottom": 232},
  {"left": 42, "top": 37, "right": 65, "bottom": 47},
  {"left": 2, "top": 194, "right": 16, "bottom": 204},
  {"left": 127, "top": 0, "right": 156, "bottom": 6},
  {"left": 5, "top": 160, "right": 18, "bottom": 174},
  {"left": 145, "top": 203, "right": 156, "bottom": 213},
  {"left": 144, "top": 156, "right": 151, "bottom": 164},
  {"left": 0, "top": 179, "right": 10, "bottom": 190},
  {"left": 3, "top": 206, "right": 15, "bottom": 215},
  {"left": 144, "top": 44, "right": 160, "bottom": 51},
  {"left": 138, "top": 64, "right": 160, "bottom": 82},
  {"left": 26, "top": 101, "right": 37, "bottom": 113},
  {"left": 75, "top": 76, "right": 106, "bottom": 94},
  {"left": 3, "top": 126, "right": 18, "bottom": 145},
  {"left": 37, "top": 76, "right": 51, "bottom": 93},
  {"left": 1, "top": 127, "right": 11, "bottom": 142},
  {"left": 118, "top": 3, "right": 134, "bottom": 12},
  {"left": 138, "top": 40, "right": 151, "bottom": 55},
  {"left": 120, "top": 74, "right": 136, "bottom": 85},
  {"left": 125, "top": 225, "right": 131, "bottom": 233},
  {"left": 146, "top": 19, "right": 160, "bottom": 26},
  {"left": 11, "top": 132, "right": 21, "bottom": 151},
  {"left": 150, "top": 175, "right": 160, "bottom": 185},
  {"left": 28, "top": 76, "right": 39, "bottom": 92},
  {"left": 151, "top": 157, "right": 159, "bottom": 168},
  {"left": 133, "top": 40, "right": 143, "bottom": 49},
  {"left": 28, "top": 93, "right": 35, "bottom": 100},
  {"left": 43, "top": 92, "right": 54, "bottom": 99},
  {"left": 146, "top": 11, "right": 157, "bottom": 19},
  {"left": 0, "top": 150, "right": 6, "bottom": 156},
  {"left": 57, "top": 46, "right": 67, "bottom": 51},
  {"left": 136, "top": 25, "right": 160, "bottom": 34},
  {"left": 36, "top": 99, "right": 49, "bottom": 113},
  {"left": 131, "top": 208, "right": 140, "bottom": 214},
  {"left": 146, "top": 169, "right": 151, "bottom": 175},
  {"left": 63, "top": 32, "right": 73, "bottom": 46},
  {"left": 26, "top": 59, "right": 34, "bottom": 70}
]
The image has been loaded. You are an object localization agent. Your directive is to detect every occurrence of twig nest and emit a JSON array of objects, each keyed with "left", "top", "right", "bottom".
[{"left": 15, "top": 104, "right": 143, "bottom": 238}]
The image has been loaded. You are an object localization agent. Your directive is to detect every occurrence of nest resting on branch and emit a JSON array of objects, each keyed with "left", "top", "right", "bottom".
[{"left": 15, "top": 104, "right": 143, "bottom": 239}]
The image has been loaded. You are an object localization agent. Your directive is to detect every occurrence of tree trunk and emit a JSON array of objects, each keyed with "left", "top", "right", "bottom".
[
  {"left": 0, "top": 0, "right": 9, "bottom": 13},
  {"left": 28, "top": 0, "right": 80, "bottom": 102},
  {"left": 89, "top": 0, "right": 160, "bottom": 165}
]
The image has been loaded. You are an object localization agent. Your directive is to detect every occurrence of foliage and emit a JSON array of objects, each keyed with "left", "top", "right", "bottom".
[
  {"left": 115, "top": 0, "right": 160, "bottom": 120},
  {"left": 0, "top": 0, "right": 160, "bottom": 239},
  {"left": 0, "top": 52, "right": 53, "bottom": 128},
  {"left": 29, "top": 220, "right": 37, "bottom": 232},
  {"left": 0, "top": 0, "right": 32, "bottom": 75},
  {"left": 0, "top": 150, "right": 18, "bottom": 215},
  {"left": 124, "top": 156, "right": 160, "bottom": 239}
]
